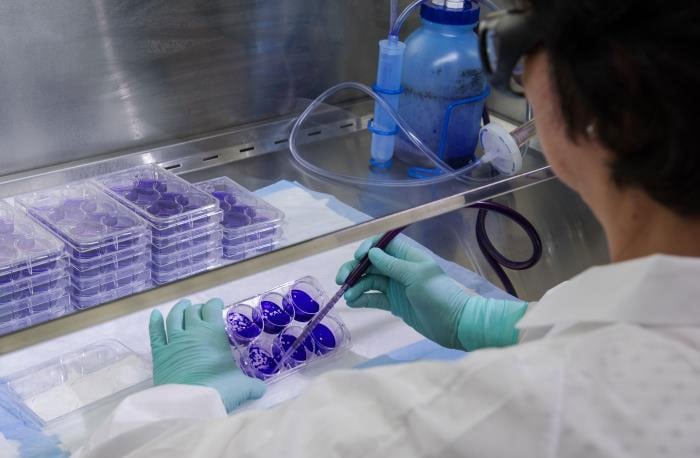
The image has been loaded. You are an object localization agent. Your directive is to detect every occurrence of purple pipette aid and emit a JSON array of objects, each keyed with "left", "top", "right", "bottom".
[{"left": 275, "top": 226, "right": 407, "bottom": 370}]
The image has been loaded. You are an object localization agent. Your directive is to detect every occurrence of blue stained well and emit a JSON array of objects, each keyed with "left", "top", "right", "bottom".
[
  {"left": 260, "top": 300, "right": 293, "bottom": 334},
  {"left": 160, "top": 192, "right": 184, "bottom": 203},
  {"left": 222, "top": 212, "right": 250, "bottom": 230},
  {"left": 248, "top": 346, "right": 281, "bottom": 376},
  {"left": 227, "top": 310, "right": 262, "bottom": 340},
  {"left": 147, "top": 200, "right": 182, "bottom": 218},
  {"left": 261, "top": 300, "right": 292, "bottom": 326},
  {"left": 126, "top": 188, "right": 160, "bottom": 206},
  {"left": 228, "top": 205, "right": 253, "bottom": 216},
  {"left": 136, "top": 179, "right": 167, "bottom": 193},
  {"left": 279, "top": 334, "right": 314, "bottom": 362},
  {"left": 212, "top": 191, "right": 231, "bottom": 202},
  {"left": 290, "top": 289, "right": 320, "bottom": 322},
  {"left": 312, "top": 323, "right": 337, "bottom": 354}
]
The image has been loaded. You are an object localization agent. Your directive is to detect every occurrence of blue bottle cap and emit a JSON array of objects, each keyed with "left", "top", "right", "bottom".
[{"left": 420, "top": 1, "right": 480, "bottom": 26}]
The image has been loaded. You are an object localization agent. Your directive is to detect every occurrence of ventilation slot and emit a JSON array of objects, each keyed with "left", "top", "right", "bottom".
[
  {"left": 202, "top": 155, "right": 219, "bottom": 162},
  {"left": 163, "top": 163, "right": 181, "bottom": 171}
]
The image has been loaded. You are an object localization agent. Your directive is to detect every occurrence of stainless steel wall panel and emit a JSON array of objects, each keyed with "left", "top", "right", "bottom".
[{"left": 0, "top": 0, "right": 415, "bottom": 175}]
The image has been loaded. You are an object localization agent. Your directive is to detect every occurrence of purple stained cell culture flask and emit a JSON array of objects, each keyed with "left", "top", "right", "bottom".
[{"left": 126, "top": 188, "right": 160, "bottom": 206}]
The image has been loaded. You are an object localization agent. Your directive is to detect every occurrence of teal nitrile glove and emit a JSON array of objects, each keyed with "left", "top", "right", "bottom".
[
  {"left": 336, "top": 237, "right": 529, "bottom": 351},
  {"left": 149, "top": 298, "right": 266, "bottom": 412}
]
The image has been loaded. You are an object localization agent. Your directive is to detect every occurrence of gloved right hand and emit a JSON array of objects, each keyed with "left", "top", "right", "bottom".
[
  {"left": 336, "top": 237, "right": 528, "bottom": 350},
  {"left": 149, "top": 298, "right": 266, "bottom": 412}
]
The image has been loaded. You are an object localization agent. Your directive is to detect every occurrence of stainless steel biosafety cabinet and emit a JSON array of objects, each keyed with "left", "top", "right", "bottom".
[{"left": 0, "top": 0, "right": 606, "bottom": 355}]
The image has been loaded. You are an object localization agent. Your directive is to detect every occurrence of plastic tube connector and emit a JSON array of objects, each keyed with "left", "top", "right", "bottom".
[
  {"left": 370, "top": 39, "right": 406, "bottom": 168},
  {"left": 479, "top": 122, "right": 529, "bottom": 175}
]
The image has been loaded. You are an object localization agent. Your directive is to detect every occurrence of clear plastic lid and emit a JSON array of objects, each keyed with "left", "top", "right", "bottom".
[
  {"left": 0, "top": 201, "right": 66, "bottom": 277},
  {"left": 2, "top": 340, "right": 152, "bottom": 425},
  {"left": 194, "top": 176, "right": 285, "bottom": 239},
  {"left": 14, "top": 182, "right": 150, "bottom": 254},
  {"left": 93, "top": 165, "right": 221, "bottom": 230}
]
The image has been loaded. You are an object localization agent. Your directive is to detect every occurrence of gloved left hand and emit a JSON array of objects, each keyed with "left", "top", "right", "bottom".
[{"left": 149, "top": 298, "right": 266, "bottom": 412}]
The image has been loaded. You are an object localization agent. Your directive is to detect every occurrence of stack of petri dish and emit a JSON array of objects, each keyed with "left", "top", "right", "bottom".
[
  {"left": 93, "top": 165, "right": 223, "bottom": 285},
  {"left": 0, "top": 202, "right": 69, "bottom": 333},
  {"left": 223, "top": 276, "right": 350, "bottom": 381},
  {"left": 194, "top": 176, "right": 284, "bottom": 261},
  {"left": 14, "top": 183, "right": 151, "bottom": 310}
]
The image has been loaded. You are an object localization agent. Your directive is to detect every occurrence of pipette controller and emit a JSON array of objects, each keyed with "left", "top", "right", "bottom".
[{"left": 275, "top": 226, "right": 408, "bottom": 370}]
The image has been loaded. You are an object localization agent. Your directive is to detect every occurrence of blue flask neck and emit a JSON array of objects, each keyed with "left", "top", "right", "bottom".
[{"left": 419, "top": 17, "right": 477, "bottom": 35}]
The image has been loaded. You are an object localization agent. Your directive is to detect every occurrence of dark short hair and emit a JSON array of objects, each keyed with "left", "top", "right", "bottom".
[{"left": 527, "top": 0, "right": 700, "bottom": 216}]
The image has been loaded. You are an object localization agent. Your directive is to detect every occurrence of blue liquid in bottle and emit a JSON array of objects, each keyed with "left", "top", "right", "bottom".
[{"left": 396, "top": 1, "right": 486, "bottom": 170}]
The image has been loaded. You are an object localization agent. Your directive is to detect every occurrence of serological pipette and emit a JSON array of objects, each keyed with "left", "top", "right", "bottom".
[{"left": 275, "top": 226, "right": 408, "bottom": 370}]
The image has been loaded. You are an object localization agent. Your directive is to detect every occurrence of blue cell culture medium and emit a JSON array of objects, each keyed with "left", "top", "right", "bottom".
[
  {"left": 92, "top": 165, "right": 224, "bottom": 285},
  {"left": 0, "top": 201, "right": 69, "bottom": 334},
  {"left": 13, "top": 183, "right": 151, "bottom": 310},
  {"left": 223, "top": 276, "right": 351, "bottom": 382},
  {"left": 194, "top": 176, "right": 284, "bottom": 262}
]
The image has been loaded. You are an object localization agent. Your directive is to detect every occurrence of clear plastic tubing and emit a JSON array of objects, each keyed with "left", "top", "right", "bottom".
[
  {"left": 390, "top": 0, "right": 423, "bottom": 39},
  {"left": 390, "top": 0, "right": 399, "bottom": 33},
  {"left": 289, "top": 81, "right": 483, "bottom": 187},
  {"left": 288, "top": 0, "right": 502, "bottom": 187}
]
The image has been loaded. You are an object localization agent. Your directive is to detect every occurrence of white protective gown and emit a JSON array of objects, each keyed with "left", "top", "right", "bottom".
[{"left": 75, "top": 255, "right": 700, "bottom": 458}]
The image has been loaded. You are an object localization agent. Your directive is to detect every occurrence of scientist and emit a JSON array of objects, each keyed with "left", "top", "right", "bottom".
[{"left": 77, "top": 0, "right": 700, "bottom": 456}]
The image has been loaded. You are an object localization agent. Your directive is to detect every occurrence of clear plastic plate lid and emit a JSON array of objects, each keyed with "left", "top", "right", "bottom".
[
  {"left": 93, "top": 164, "right": 221, "bottom": 230},
  {"left": 3, "top": 339, "right": 152, "bottom": 426},
  {"left": 194, "top": 176, "right": 285, "bottom": 238},
  {"left": 0, "top": 201, "right": 66, "bottom": 276},
  {"left": 14, "top": 182, "right": 149, "bottom": 254}
]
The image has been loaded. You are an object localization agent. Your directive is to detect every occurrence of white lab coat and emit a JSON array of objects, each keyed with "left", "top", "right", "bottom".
[{"left": 75, "top": 255, "right": 700, "bottom": 458}]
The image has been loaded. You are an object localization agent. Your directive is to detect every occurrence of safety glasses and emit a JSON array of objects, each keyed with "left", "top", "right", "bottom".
[{"left": 478, "top": 9, "right": 544, "bottom": 97}]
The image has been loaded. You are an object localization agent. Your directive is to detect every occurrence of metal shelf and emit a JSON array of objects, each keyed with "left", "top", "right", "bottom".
[{"left": 0, "top": 105, "right": 553, "bottom": 353}]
